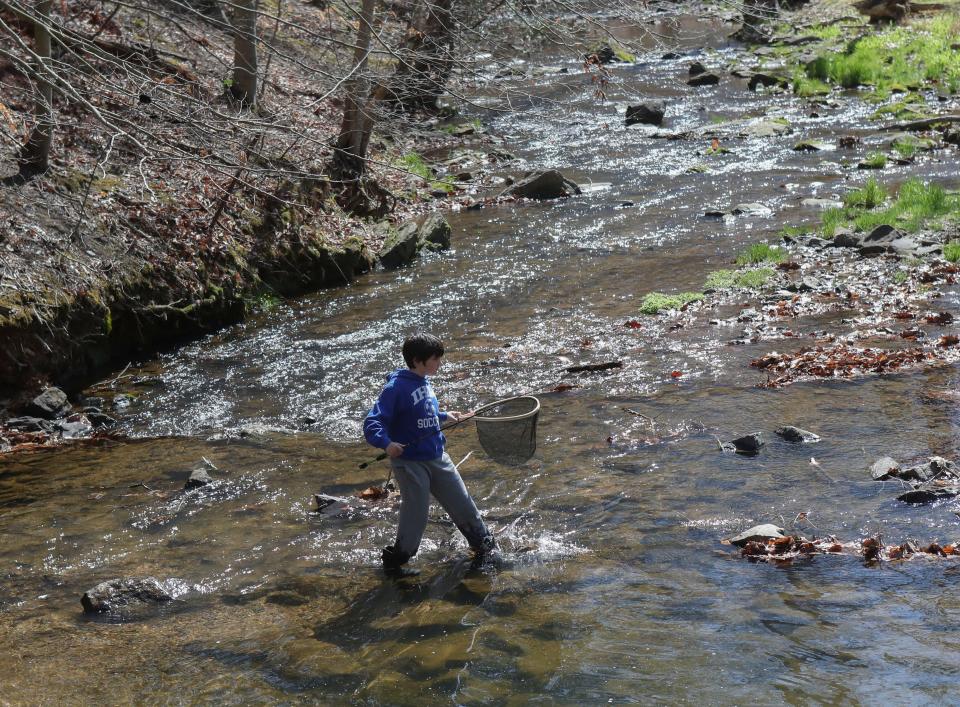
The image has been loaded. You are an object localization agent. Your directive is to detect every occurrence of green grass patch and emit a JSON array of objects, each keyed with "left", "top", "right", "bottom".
[
  {"left": 705, "top": 267, "right": 775, "bottom": 290},
  {"left": 792, "top": 74, "right": 832, "bottom": 97},
  {"left": 893, "top": 270, "right": 909, "bottom": 284},
  {"left": 735, "top": 243, "right": 786, "bottom": 265},
  {"left": 861, "top": 152, "right": 888, "bottom": 169},
  {"left": 844, "top": 177, "right": 886, "bottom": 209},
  {"left": 822, "top": 178, "right": 960, "bottom": 236},
  {"left": 944, "top": 241, "right": 960, "bottom": 262},
  {"left": 396, "top": 152, "right": 433, "bottom": 180},
  {"left": 803, "top": 15, "right": 960, "bottom": 99},
  {"left": 639, "top": 292, "right": 703, "bottom": 314}
]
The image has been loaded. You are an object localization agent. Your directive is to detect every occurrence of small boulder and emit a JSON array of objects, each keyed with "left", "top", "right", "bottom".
[
  {"left": 897, "top": 486, "right": 960, "bottom": 504},
  {"left": 81, "top": 577, "right": 173, "bottom": 614},
  {"left": 748, "top": 73, "right": 788, "bottom": 91},
  {"left": 378, "top": 222, "right": 420, "bottom": 269},
  {"left": 688, "top": 61, "right": 707, "bottom": 76},
  {"left": 23, "top": 387, "right": 71, "bottom": 419},
  {"left": 730, "top": 433, "right": 764, "bottom": 455},
  {"left": 625, "top": 102, "right": 666, "bottom": 127},
  {"left": 87, "top": 412, "right": 117, "bottom": 428},
  {"left": 832, "top": 230, "right": 863, "bottom": 248},
  {"left": 775, "top": 426, "right": 821, "bottom": 443},
  {"left": 726, "top": 524, "right": 785, "bottom": 547},
  {"left": 4, "top": 416, "right": 55, "bottom": 433},
  {"left": 870, "top": 456, "right": 901, "bottom": 481},
  {"left": 688, "top": 72, "right": 720, "bottom": 87},
  {"left": 56, "top": 416, "right": 94, "bottom": 439},
  {"left": 417, "top": 212, "right": 452, "bottom": 251},
  {"left": 184, "top": 465, "right": 214, "bottom": 489},
  {"left": 862, "top": 224, "right": 902, "bottom": 244},
  {"left": 502, "top": 170, "right": 581, "bottom": 200}
]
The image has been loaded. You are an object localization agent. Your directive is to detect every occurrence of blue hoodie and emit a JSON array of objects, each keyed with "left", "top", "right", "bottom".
[{"left": 363, "top": 368, "right": 450, "bottom": 461}]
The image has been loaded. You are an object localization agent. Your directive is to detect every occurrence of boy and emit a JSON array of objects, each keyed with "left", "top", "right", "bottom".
[{"left": 363, "top": 333, "right": 495, "bottom": 577}]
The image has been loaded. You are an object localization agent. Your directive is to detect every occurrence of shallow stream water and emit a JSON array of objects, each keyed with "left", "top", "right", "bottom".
[{"left": 4, "top": 12, "right": 960, "bottom": 704}]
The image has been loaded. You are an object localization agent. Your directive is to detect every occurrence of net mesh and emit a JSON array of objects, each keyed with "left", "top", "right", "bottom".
[{"left": 473, "top": 396, "right": 540, "bottom": 466}]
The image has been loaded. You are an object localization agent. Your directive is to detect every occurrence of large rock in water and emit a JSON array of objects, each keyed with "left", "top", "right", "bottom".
[
  {"left": 377, "top": 213, "right": 453, "bottom": 269},
  {"left": 625, "top": 102, "right": 666, "bottom": 127},
  {"left": 502, "top": 170, "right": 581, "bottom": 200},
  {"left": 23, "top": 387, "right": 71, "bottom": 419},
  {"left": 81, "top": 577, "right": 173, "bottom": 614},
  {"left": 775, "top": 426, "right": 821, "bottom": 443}
]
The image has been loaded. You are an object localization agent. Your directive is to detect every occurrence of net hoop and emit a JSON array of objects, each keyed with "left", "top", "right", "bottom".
[{"left": 472, "top": 396, "right": 540, "bottom": 422}]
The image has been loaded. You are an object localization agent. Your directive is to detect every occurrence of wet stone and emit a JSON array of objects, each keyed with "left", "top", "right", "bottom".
[
  {"left": 786, "top": 276, "right": 821, "bottom": 293},
  {"left": 688, "top": 61, "right": 707, "bottom": 76},
  {"left": 730, "top": 433, "right": 764, "bottom": 455},
  {"left": 184, "top": 466, "right": 213, "bottom": 489},
  {"left": 727, "top": 524, "right": 785, "bottom": 547},
  {"left": 801, "top": 198, "right": 843, "bottom": 209},
  {"left": 870, "top": 456, "right": 901, "bottom": 481},
  {"left": 863, "top": 224, "right": 902, "bottom": 243},
  {"left": 503, "top": 170, "right": 581, "bottom": 200},
  {"left": 625, "top": 101, "right": 666, "bottom": 127},
  {"left": 56, "top": 417, "right": 94, "bottom": 439},
  {"left": 5, "top": 416, "right": 55, "bottom": 433},
  {"left": 313, "top": 494, "right": 355, "bottom": 517},
  {"left": 775, "top": 426, "right": 821, "bottom": 443},
  {"left": 81, "top": 577, "right": 173, "bottom": 614},
  {"left": 687, "top": 72, "right": 720, "bottom": 87},
  {"left": 748, "top": 73, "right": 788, "bottom": 91},
  {"left": 832, "top": 230, "right": 863, "bottom": 248},
  {"left": 897, "top": 486, "right": 960, "bottom": 504},
  {"left": 23, "top": 387, "right": 71, "bottom": 420}
]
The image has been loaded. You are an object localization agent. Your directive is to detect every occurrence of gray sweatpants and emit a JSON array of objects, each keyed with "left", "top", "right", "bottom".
[{"left": 391, "top": 453, "right": 490, "bottom": 559}]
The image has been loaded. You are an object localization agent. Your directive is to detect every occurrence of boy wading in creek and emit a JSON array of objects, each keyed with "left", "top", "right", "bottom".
[{"left": 364, "top": 333, "right": 496, "bottom": 577}]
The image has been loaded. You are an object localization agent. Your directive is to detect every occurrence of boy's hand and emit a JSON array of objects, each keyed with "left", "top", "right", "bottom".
[
  {"left": 448, "top": 410, "right": 473, "bottom": 423},
  {"left": 385, "top": 442, "right": 405, "bottom": 458}
]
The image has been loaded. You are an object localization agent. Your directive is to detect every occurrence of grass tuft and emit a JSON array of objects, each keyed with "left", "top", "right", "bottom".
[
  {"left": 639, "top": 292, "right": 703, "bottom": 314},
  {"left": 735, "top": 243, "right": 786, "bottom": 265},
  {"left": 844, "top": 177, "right": 886, "bottom": 209},
  {"left": 944, "top": 241, "right": 960, "bottom": 262}
]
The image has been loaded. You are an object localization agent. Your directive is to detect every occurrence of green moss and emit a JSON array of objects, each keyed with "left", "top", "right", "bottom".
[
  {"left": 704, "top": 270, "right": 737, "bottom": 289},
  {"left": 639, "top": 291, "right": 703, "bottom": 314},
  {"left": 893, "top": 269, "right": 909, "bottom": 284},
  {"left": 612, "top": 44, "right": 636, "bottom": 63},
  {"left": 793, "top": 74, "right": 832, "bottom": 97},
  {"left": 944, "top": 241, "right": 960, "bottom": 262},
  {"left": 735, "top": 243, "right": 786, "bottom": 265},
  {"left": 705, "top": 267, "right": 775, "bottom": 290}
]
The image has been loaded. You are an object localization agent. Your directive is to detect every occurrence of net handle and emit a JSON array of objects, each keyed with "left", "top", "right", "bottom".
[{"left": 471, "top": 395, "right": 541, "bottom": 422}]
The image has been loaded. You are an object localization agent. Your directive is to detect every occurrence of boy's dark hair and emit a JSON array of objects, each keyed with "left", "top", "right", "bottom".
[{"left": 403, "top": 333, "right": 444, "bottom": 367}]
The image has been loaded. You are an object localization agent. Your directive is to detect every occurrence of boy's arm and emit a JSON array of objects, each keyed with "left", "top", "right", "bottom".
[{"left": 363, "top": 387, "right": 396, "bottom": 450}]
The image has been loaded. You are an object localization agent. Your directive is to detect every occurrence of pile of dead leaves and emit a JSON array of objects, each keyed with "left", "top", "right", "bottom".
[
  {"left": 738, "top": 535, "right": 960, "bottom": 565},
  {"left": 751, "top": 343, "right": 938, "bottom": 388}
]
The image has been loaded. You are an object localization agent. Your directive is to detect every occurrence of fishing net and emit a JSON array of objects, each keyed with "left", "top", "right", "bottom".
[{"left": 472, "top": 396, "right": 540, "bottom": 466}]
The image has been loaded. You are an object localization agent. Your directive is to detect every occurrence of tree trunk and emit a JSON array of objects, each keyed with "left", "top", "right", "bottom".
[
  {"left": 18, "top": 0, "right": 54, "bottom": 179},
  {"left": 231, "top": 0, "right": 258, "bottom": 107},
  {"left": 327, "top": 0, "right": 392, "bottom": 215},
  {"left": 388, "top": 0, "right": 454, "bottom": 112}
]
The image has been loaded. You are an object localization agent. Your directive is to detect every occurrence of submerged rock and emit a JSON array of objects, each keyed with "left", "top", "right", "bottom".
[
  {"left": 727, "top": 524, "right": 785, "bottom": 547},
  {"left": 748, "top": 73, "right": 788, "bottom": 91},
  {"left": 897, "top": 485, "right": 960, "bottom": 504},
  {"left": 24, "top": 387, "right": 71, "bottom": 420},
  {"left": 775, "top": 426, "right": 821, "bottom": 443},
  {"left": 81, "top": 577, "right": 173, "bottom": 614},
  {"left": 502, "top": 170, "right": 581, "bottom": 200},
  {"left": 313, "top": 494, "right": 355, "bottom": 517}
]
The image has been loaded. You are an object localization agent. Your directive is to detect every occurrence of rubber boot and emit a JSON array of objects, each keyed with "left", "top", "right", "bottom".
[{"left": 381, "top": 545, "right": 420, "bottom": 578}]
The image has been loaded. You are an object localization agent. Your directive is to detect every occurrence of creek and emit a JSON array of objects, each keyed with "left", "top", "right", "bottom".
[{"left": 3, "top": 11, "right": 960, "bottom": 704}]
